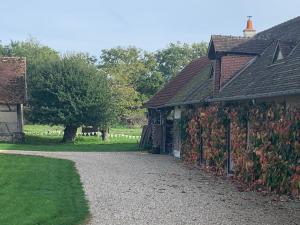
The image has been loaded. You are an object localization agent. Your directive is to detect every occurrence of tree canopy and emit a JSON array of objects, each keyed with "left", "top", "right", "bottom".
[
  {"left": 28, "top": 54, "right": 115, "bottom": 142},
  {"left": 156, "top": 42, "right": 208, "bottom": 81},
  {"left": 98, "top": 47, "right": 165, "bottom": 124},
  {"left": 0, "top": 39, "right": 208, "bottom": 133},
  {"left": 98, "top": 43, "right": 207, "bottom": 124},
  {"left": 0, "top": 39, "right": 115, "bottom": 141}
]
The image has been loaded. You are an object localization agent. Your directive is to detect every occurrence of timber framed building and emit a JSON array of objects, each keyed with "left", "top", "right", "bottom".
[{"left": 0, "top": 57, "right": 26, "bottom": 143}]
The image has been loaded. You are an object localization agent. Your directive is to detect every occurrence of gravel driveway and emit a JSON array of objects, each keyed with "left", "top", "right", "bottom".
[{"left": 1, "top": 150, "right": 300, "bottom": 225}]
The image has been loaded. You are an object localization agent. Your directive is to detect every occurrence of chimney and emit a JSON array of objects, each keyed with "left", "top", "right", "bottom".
[{"left": 243, "top": 16, "right": 256, "bottom": 38}]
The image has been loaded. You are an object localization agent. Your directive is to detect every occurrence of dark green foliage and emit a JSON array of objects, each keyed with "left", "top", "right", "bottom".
[
  {"left": 0, "top": 40, "right": 115, "bottom": 141},
  {"left": 28, "top": 54, "right": 115, "bottom": 141}
]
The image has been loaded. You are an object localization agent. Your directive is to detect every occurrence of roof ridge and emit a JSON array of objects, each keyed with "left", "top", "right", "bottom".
[
  {"left": 256, "top": 16, "right": 300, "bottom": 35},
  {"left": 255, "top": 16, "right": 300, "bottom": 41},
  {"left": 211, "top": 34, "right": 272, "bottom": 41},
  {"left": 211, "top": 34, "right": 249, "bottom": 39},
  {"left": 277, "top": 39, "right": 298, "bottom": 45},
  {"left": 190, "top": 56, "right": 210, "bottom": 63}
]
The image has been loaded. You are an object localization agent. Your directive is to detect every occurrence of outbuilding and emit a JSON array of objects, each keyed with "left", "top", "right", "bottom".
[
  {"left": 141, "top": 17, "right": 300, "bottom": 195},
  {"left": 0, "top": 57, "right": 26, "bottom": 143}
]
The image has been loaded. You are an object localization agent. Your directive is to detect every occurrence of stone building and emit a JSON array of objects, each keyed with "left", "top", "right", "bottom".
[{"left": 0, "top": 57, "right": 26, "bottom": 142}]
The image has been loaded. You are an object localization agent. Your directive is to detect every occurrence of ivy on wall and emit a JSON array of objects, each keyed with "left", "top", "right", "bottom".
[
  {"left": 183, "top": 102, "right": 300, "bottom": 198},
  {"left": 198, "top": 105, "right": 227, "bottom": 174},
  {"left": 181, "top": 107, "right": 199, "bottom": 164},
  {"left": 248, "top": 103, "right": 300, "bottom": 196}
]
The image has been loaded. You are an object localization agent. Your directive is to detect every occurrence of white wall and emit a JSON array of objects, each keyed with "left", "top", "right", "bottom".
[
  {"left": 173, "top": 107, "right": 181, "bottom": 158},
  {"left": 0, "top": 104, "right": 19, "bottom": 133}
]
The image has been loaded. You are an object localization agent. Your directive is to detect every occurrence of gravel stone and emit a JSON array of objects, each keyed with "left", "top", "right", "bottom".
[{"left": 1, "top": 150, "right": 300, "bottom": 225}]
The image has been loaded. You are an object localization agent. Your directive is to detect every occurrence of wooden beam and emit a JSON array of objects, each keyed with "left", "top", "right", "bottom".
[{"left": 160, "top": 109, "right": 166, "bottom": 154}]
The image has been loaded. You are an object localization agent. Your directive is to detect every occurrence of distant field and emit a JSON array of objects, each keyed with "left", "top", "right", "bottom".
[{"left": 0, "top": 125, "right": 143, "bottom": 152}]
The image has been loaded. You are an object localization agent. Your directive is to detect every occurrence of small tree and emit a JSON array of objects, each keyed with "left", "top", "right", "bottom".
[{"left": 28, "top": 54, "right": 115, "bottom": 142}]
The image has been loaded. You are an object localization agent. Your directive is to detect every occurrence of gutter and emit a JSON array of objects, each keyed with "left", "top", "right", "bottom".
[
  {"left": 145, "top": 95, "right": 212, "bottom": 109},
  {"left": 210, "top": 89, "right": 300, "bottom": 102}
]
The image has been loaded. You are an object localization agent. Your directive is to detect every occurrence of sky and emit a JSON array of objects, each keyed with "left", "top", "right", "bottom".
[{"left": 1, "top": 0, "right": 300, "bottom": 56}]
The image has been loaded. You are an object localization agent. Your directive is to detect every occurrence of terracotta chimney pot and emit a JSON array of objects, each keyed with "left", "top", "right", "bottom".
[{"left": 243, "top": 16, "right": 256, "bottom": 37}]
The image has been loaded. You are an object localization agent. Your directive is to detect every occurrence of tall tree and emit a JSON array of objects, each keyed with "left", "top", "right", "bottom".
[
  {"left": 29, "top": 54, "right": 115, "bottom": 142},
  {"left": 133, "top": 53, "right": 165, "bottom": 98},
  {"left": 99, "top": 47, "right": 164, "bottom": 123},
  {"left": 156, "top": 42, "right": 208, "bottom": 80}
]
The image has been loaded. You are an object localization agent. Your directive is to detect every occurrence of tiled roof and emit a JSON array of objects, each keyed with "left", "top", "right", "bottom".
[
  {"left": 0, "top": 57, "right": 26, "bottom": 104},
  {"left": 165, "top": 64, "right": 212, "bottom": 106},
  {"left": 144, "top": 57, "right": 211, "bottom": 108},
  {"left": 147, "top": 16, "right": 300, "bottom": 108},
  {"left": 214, "top": 40, "right": 300, "bottom": 101},
  {"left": 208, "top": 35, "right": 272, "bottom": 59},
  {"left": 255, "top": 16, "right": 300, "bottom": 41},
  {"left": 210, "top": 35, "right": 250, "bottom": 52},
  {"left": 230, "top": 38, "right": 273, "bottom": 55},
  {"left": 213, "top": 17, "right": 300, "bottom": 101},
  {"left": 277, "top": 40, "right": 297, "bottom": 57}
]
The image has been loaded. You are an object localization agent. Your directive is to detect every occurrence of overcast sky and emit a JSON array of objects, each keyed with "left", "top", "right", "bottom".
[{"left": 1, "top": 0, "right": 300, "bottom": 56}]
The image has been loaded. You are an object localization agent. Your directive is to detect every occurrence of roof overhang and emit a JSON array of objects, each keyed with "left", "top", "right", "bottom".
[{"left": 210, "top": 89, "right": 300, "bottom": 102}]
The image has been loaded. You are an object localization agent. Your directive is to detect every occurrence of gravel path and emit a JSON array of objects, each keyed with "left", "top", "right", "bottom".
[{"left": 1, "top": 150, "right": 300, "bottom": 225}]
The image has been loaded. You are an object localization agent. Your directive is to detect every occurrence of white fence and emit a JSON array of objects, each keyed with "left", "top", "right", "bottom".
[{"left": 26, "top": 131, "right": 141, "bottom": 140}]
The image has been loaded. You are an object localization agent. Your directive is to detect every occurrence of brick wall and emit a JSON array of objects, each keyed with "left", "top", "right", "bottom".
[
  {"left": 220, "top": 55, "right": 254, "bottom": 88},
  {"left": 213, "top": 59, "right": 221, "bottom": 96}
]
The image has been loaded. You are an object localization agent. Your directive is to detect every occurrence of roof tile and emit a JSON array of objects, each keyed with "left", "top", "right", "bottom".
[
  {"left": 144, "top": 57, "right": 210, "bottom": 108},
  {"left": 0, "top": 57, "right": 27, "bottom": 104}
]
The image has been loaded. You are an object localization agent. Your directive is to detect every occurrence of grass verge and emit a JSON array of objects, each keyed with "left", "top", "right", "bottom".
[
  {"left": 0, "top": 125, "right": 142, "bottom": 152},
  {"left": 0, "top": 154, "right": 89, "bottom": 225},
  {"left": 0, "top": 135, "right": 140, "bottom": 151}
]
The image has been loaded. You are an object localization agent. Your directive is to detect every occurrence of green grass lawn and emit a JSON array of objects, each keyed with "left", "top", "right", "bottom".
[
  {"left": 0, "top": 125, "right": 142, "bottom": 152},
  {"left": 0, "top": 154, "right": 89, "bottom": 225}
]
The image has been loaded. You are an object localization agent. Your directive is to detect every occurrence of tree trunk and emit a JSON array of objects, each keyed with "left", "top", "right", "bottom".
[
  {"left": 100, "top": 129, "right": 108, "bottom": 141},
  {"left": 62, "top": 125, "right": 78, "bottom": 143}
]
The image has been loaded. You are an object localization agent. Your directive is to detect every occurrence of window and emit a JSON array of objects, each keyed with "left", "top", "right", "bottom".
[
  {"left": 209, "top": 64, "right": 214, "bottom": 78},
  {"left": 273, "top": 44, "right": 284, "bottom": 63}
]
